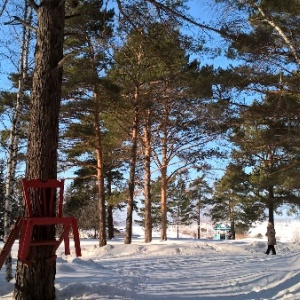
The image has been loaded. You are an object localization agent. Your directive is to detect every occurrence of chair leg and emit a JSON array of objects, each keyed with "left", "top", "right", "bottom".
[
  {"left": 18, "top": 219, "right": 81, "bottom": 261},
  {"left": 18, "top": 221, "right": 33, "bottom": 262},
  {"left": 64, "top": 231, "right": 70, "bottom": 255},
  {"left": 71, "top": 218, "right": 82, "bottom": 257},
  {"left": 60, "top": 225, "right": 71, "bottom": 255},
  {"left": 18, "top": 221, "right": 26, "bottom": 260}
]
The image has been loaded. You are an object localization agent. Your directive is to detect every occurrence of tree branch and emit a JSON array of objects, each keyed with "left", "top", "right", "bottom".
[
  {"left": 0, "top": 0, "right": 9, "bottom": 17},
  {"left": 146, "top": 0, "right": 233, "bottom": 39},
  {"left": 28, "top": 0, "right": 39, "bottom": 12},
  {"left": 3, "top": 16, "right": 36, "bottom": 32},
  {"left": 256, "top": 6, "right": 300, "bottom": 68}
]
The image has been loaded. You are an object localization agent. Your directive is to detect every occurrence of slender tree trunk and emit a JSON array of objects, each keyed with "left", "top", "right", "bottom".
[
  {"left": 268, "top": 186, "right": 275, "bottom": 225},
  {"left": 143, "top": 114, "right": 152, "bottom": 243},
  {"left": 160, "top": 165, "right": 168, "bottom": 240},
  {"left": 197, "top": 203, "right": 201, "bottom": 239},
  {"left": 266, "top": 151, "right": 275, "bottom": 226},
  {"left": 230, "top": 220, "right": 235, "bottom": 240},
  {"left": 4, "top": 1, "right": 31, "bottom": 283},
  {"left": 160, "top": 126, "right": 168, "bottom": 241},
  {"left": 14, "top": 1, "right": 65, "bottom": 299},
  {"left": 229, "top": 201, "right": 235, "bottom": 239},
  {"left": 107, "top": 204, "right": 114, "bottom": 239},
  {"left": 107, "top": 169, "right": 114, "bottom": 240},
  {"left": 94, "top": 92, "right": 106, "bottom": 247},
  {"left": 124, "top": 98, "right": 139, "bottom": 244},
  {"left": 85, "top": 28, "right": 107, "bottom": 246},
  {"left": 96, "top": 145, "right": 106, "bottom": 246}
]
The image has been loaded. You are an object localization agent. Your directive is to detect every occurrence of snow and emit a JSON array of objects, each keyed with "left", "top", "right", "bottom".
[{"left": 1, "top": 220, "right": 300, "bottom": 300}]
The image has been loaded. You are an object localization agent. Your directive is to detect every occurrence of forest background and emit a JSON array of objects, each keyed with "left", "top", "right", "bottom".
[{"left": 0, "top": 0, "right": 299, "bottom": 286}]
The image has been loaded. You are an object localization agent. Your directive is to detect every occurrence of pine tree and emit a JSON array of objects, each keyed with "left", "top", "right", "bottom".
[
  {"left": 211, "top": 163, "right": 265, "bottom": 237},
  {"left": 168, "top": 175, "right": 192, "bottom": 239},
  {"left": 62, "top": 0, "right": 115, "bottom": 247},
  {"left": 187, "top": 176, "right": 212, "bottom": 239},
  {"left": 230, "top": 95, "right": 300, "bottom": 224},
  {"left": 14, "top": 0, "right": 65, "bottom": 298},
  {"left": 211, "top": 0, "right": 300, "bottom": 222}
]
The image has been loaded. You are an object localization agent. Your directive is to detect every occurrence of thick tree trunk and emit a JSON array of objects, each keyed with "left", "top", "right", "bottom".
[
  {"left": 14, "top": 1, "right": 65, "bottom": 299},
  {"left": 143, "top": 113, "right": 152, "bottom": 243}
]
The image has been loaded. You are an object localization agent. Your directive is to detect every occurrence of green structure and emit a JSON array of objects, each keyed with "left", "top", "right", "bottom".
[{"left": 213, "top": 223, "right": 231, "bottom": 240}]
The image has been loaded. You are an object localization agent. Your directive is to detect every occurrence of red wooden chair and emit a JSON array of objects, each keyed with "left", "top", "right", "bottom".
[{"left": 18, "top": 179, "right": 81, "bottom": 264}]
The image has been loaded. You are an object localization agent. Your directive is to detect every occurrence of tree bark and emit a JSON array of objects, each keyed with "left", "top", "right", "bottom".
[
  {"left": 94, "top": 92, "right": 106, "bottom": 247},
  {"left": 107, "top": 204, "right": 114, "bottom": 239},
  {"left": 124, "top": 95, "right": 139, "bottom": 244},
  {"left": 197, "top": 203, "right": 201, "bottom": 239},
  {"left": 143, "top": 110, "right": 152, "bottom": 243},
  {"left": 268, "top": 186, "right": 275, "bottom": 226},
  {"left": 4, "top": 1, "right": 32, "bottom": 283},
  {"left": 107, "top": 169, "right": 114, "bottom": 240},
  {"left": 160, "top": 121, "right": 168, "bottom": 241},
  {"left": 14, "top": 1, "right": 65, "bottom": 299}
]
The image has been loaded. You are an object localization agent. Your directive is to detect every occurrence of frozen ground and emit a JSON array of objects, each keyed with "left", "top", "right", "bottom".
[{"left": 1, "top": 220, "right": 300, "bottom": 300}]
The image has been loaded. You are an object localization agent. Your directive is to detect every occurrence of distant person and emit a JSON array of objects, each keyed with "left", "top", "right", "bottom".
[{"left": 265, "top": 222, "right": 276, "bottom": 255}]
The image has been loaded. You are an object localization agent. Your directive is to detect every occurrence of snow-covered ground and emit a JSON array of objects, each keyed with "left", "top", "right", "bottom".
[{"left": 1, "top": 220, "right": 300, "bottom": 299}]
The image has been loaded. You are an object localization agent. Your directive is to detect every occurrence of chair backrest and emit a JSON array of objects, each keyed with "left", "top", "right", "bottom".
[{"left": 22, "top": 179, "right": 65, "bottom": 218}]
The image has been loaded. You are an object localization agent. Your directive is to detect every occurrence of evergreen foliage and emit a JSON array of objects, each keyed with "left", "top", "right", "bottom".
[
  {"left": 211, "top": 163, "right": 265, "bottom": 234},
  {"left": 2, "top": 3, "right": 300, "bottom": 288}
]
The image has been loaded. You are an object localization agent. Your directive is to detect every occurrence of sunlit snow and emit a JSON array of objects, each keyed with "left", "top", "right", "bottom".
[{"left": 1, "top": 220, "right": 300, "bottom": 299}]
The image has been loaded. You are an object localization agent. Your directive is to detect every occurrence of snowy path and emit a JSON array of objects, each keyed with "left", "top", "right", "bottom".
[
  {"left": 2, "top": 237, "right": 300, "bottom": 299},
  {"left": 54, "top": 245, "right": 300, "bottom": 300}
]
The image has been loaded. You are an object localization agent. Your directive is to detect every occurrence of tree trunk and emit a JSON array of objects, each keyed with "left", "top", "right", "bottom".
[
  {"left": 94, "top": 92, "right": 106, "bottom": 247},
  {"left": 96, "top": 146, "right": 106, "bottom": 247},
  {"left": 124, "top": 101, "right": 139, "bottom": 244},
  {"left": 229, "top": 201, "right": 235, "bottom": 239},
  {"left": 160, "top": 129, "right": 168, "bottom": 241},
  {"left": 268, "top": 186, "right": 275, "bottom": 226},
  {"left": 230, "top": 220, "right": 235, "bottom": 240},
  {"left": 106, "top": 168, "right": 114, "bottom": 240},
  {"left": 107, "top": 204, "right": 114, "bottom": 239},
  {"left": 197, "top": 203, "right": 201, "bottom": 239},
  {"left": 4, "top": 1, "right": 31, "bottom": 283},
  {"left": 143, "top": 111, "right": 152, "bottom": 243},
  {"left": 14, "top": 1, "right": 65, "bottom": 299},
  {"left": 160, "top": 164, "right": 168, "bottom": 241}
]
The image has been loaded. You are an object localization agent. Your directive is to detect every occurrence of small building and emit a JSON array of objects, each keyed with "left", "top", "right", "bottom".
[{"left": 213, "top": 223, "right": 231, "bottom": 240}]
